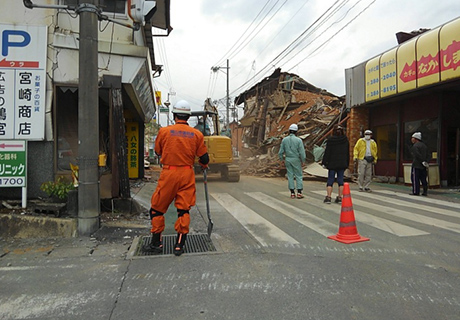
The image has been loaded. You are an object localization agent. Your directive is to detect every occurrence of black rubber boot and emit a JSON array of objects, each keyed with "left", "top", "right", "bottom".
[
  {"left": 174, "top": 233, "right": 187, "bottom": 256},
  {"left": 142, "top": 233, "right": 163, "bottom": 254}
]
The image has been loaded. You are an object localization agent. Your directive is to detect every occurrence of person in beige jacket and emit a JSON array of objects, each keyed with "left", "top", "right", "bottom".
[{"left": 353, "top": 129, "right": 378, "bottom": 192}]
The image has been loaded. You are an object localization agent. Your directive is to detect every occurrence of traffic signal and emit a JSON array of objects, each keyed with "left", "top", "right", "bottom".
[{"left": 129, "top": 0, "right": 157, "bottom": 25}]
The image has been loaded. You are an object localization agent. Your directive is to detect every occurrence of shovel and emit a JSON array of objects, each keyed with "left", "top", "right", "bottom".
[{"left": 203, "top": 168, "right": 213, "bottom": 237}]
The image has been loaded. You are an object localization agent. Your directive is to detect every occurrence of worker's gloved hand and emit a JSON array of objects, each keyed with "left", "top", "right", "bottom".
[
  {"left": 199, "top": 162, "right": 208, "bottom": 170},
  {"left": 422, "top": 161, "right": 429, "bottom": 168}
]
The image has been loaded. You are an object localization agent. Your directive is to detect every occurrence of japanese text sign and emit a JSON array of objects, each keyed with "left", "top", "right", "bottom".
[
  {"left": 0, "top": 24, "right": 47, "bottom": 140},
  {"left": 0, "top": 140, "right": 26, "bottom": 187}
]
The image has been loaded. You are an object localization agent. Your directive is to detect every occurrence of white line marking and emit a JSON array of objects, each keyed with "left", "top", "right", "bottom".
[
  {"left": 308, "top": 191, "right": 429, "bottom": 237},
  {"left": 377, "top": 190, "right": 460, "bottom": 210},
  {"left": 211, "top": 193, "right": 299, "bottom": 246},
  {"left": 310, "top": 191, "right": 460, "bottom": 234},
  {"left": 361, "top": 190, "right": 459, "bottom": 218},
  {"left": 246, "top": 192, "right": 336, "bottom": 237}
]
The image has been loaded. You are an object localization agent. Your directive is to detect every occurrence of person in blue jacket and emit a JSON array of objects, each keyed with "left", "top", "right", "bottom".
[{"left": 278, "top": 124, "right": 306, "bottom": 199}]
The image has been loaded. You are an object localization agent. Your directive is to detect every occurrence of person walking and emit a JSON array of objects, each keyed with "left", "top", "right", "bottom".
[
  {"left": 143, "top": 100, "right": 209, "bottom": 256},
  {"left": 353, "top": 129, "right": 378, "bottom": 192},
  {"left": 278, "top": 123, "right": 306, "bottom": 199},
  {"left": 321, "top": 125, "right": 349, "bottom": 204},
  {"left": 409, "top": 132, "right": 430, "bottom": 196}
]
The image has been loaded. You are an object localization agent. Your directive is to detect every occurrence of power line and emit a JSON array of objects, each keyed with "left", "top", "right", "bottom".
[
  {"left": 288, "top": 0, "right": 378, "bottom": 71},
  {"left": 229, "top": 0, "right": 344, "bottom": 96},
  {"left": 225, "top": 0, "right": 288, "bottom": 63},
  {"left": 213, "top": 0, "right": 275, "bottom": 67},
  {"left": 230, "top": 0, "right": 312, "bottom": 80}
]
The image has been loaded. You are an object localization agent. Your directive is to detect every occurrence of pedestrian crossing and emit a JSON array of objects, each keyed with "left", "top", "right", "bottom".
[
  {"left": 211, "top": 193, "right": 299, "bottom": 246},
  {"left": 209, "top": 189, "right": 460, "bottom": 247},
  {"left": 310, "top": 190, "right": 460, "bottom": 234}
]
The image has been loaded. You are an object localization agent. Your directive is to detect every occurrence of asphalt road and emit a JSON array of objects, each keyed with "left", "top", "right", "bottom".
[{"left": 1, "top": 175, "right": 459, "bottom": 320}]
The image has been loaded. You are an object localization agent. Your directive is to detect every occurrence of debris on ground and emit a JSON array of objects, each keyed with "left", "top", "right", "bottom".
[{"left": 234, "top": 68, "right": 347, "bottom": 178}]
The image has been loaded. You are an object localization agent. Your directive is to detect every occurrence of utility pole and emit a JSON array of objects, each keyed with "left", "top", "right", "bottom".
[
  {"left": 77, "top": 1, "right": 100, "bottom": 235},
  {"left": 226, "top": 59, "right": 230, "bottom": 128},
  {"left": 211, "top": 60, "right": 230, "bottom": 127}
]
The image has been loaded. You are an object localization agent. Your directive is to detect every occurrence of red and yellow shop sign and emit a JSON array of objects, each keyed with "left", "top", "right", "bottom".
[
  {"left": 365, "top": 16, "right": 460, "bottom": 102},
  {"left": 440, "top": 18, "right": 460, "bottom": 81}
]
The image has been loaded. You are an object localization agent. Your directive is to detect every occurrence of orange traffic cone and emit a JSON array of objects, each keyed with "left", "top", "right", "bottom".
[{"left": 328, "top": 183, "right": 370, "bottom": 244}]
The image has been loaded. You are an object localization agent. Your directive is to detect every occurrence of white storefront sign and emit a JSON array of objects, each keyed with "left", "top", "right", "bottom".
[{"left": 0, "top": 24, "right": 47, "bottom": 140}]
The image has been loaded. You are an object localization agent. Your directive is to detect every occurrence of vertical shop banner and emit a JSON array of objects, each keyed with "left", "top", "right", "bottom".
[
  {"left": 126, "top": 122, "right": 139, "bottom": 178},
  {"left": 155, "top": 91, "right": 162, "bottom": 106},
  {"left": 0, "top": 140, "right": 26, "bottom": 187},
  {"left": 0, "top": 24, "right": 47, "bottom": 140}
]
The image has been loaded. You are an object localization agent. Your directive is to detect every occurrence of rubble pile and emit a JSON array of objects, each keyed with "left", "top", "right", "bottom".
[{"left": 235, "top": 69, "right": 346, "bottom": 178}]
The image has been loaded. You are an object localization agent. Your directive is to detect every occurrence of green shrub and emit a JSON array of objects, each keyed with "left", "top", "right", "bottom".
[{"left": 40, "top": 176, "right": 75, "bottom": 200}]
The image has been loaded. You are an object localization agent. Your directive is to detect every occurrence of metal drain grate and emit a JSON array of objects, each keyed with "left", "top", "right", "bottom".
[{"left": 135, "top": 234, "right": 217, "bottom": 256}]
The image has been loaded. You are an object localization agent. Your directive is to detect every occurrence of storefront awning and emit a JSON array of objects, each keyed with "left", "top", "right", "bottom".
[{"left": 122, "top": 56, "right": 156, "bottom": 122}]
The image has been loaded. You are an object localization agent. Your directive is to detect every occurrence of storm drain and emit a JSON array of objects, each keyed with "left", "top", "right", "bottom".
[{"left": 134, "top": 234, "right": 217, "bottom": 256}]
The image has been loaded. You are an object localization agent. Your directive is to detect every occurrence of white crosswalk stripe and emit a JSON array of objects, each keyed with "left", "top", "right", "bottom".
[
  {"left": 311, "top": 190, "right": 460, "bottom": 234},
  {"left": 377, "top": 190, "right": 460, "bottom": 210},
  {"left": 307, "top": 191, "right": 429, "bottom": 237},
  {"left": 358, "top": 190, "right": 459, "bottom": 218},
  {"left": 210, "top": 189, "right": 459, "bottom": 248},
  {"left": 245, "top": 192, "right": 336, "bottom": 237},
  {"left": 211, "top": 193, "right": 299, "bottom": 246}
]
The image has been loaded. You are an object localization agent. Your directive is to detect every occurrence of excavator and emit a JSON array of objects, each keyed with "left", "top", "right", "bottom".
[{"left": 191, "top": 101, "right": 240, "bottom": 182}]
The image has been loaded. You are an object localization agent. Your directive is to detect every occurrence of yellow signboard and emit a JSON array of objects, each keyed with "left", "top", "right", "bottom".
[
  {"left": 126, "top": 122, "right": 139, "bottom": 178},
  {"left": 155, "top": 91, "right": 162, "bottom": 106},
  {"left": 365, "top": 56, "right": 380, "bottom": 101},
  {"left": 440, "top": 18, "right": 460, "bottom": 81},
  {"left": 364, "top": 16, "right": 460, "bottom": 102},
  {"left": 396, "top": 39, "right": 417, "bottom": 94},
  {"left": 380, "top": 48, "right": 397, "bottom": 98},
  {"left": 416, "top": 27, "right": 441, "bottom": 87}
]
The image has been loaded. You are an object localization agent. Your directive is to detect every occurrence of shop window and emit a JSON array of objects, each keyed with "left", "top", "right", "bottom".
[
  {"left": 61, "top": 0, "right": 126, "bottom": 15},
  {"left": 403, "top": 118, "right": 438, "bottom": 162},
  {"left": 374, "top": 124, "right": 397, "bottom": 160}
]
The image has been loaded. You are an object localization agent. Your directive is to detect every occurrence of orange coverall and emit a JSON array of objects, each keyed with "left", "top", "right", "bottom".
[{"left": 150, "top": 119, "right": 208, "bottom": 234}]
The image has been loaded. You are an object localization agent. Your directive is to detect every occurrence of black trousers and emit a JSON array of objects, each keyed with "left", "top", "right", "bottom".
[{"left": 411, "top": 166, "right": 427, "bottom": 195}]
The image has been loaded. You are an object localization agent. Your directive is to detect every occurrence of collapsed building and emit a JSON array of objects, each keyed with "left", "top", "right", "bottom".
[{"left": 234, "top": 68, "right": 346, "bottom": 177}]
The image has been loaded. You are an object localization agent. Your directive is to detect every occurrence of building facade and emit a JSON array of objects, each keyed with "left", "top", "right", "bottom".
[
  {"left": 346, "top": 16, "right": 460, "bottom": 187},
  {"left": 0, "top": 0, "right": 170, "bottom": 200}
]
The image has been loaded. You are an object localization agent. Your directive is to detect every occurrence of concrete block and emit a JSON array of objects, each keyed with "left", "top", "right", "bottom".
[{"left": 0, "top": 214, "right": 77, "bottom": 239}]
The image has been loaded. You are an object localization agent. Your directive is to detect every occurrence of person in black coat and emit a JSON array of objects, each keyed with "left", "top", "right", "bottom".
[
  {"left": 410, "top": 132, "right": 430, "bottom": 196},
  {"left": 321, "top": 125, "right": 349, "bottom": 204}
]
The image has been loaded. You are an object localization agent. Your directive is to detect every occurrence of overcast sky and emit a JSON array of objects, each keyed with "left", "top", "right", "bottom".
[{"left": 152, "top": 0, "right": 460, "bottom": 125}]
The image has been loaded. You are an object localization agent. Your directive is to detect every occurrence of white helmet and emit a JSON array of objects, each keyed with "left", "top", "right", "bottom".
[
  {"left": 172, "top": 100, "right": 191, "bottom": 115},
  {"left": 289, "top": 124, "right": 298, "bottom": 131}
]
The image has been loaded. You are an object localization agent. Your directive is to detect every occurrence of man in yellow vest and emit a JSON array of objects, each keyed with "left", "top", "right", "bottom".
[{"left": 353, "top": 129, "right": 378, "bottom": 192}]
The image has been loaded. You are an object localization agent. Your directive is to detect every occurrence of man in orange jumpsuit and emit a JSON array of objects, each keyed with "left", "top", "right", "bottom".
[{"left": 143, "top": 100, "right": 209, "bottom": 256}]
